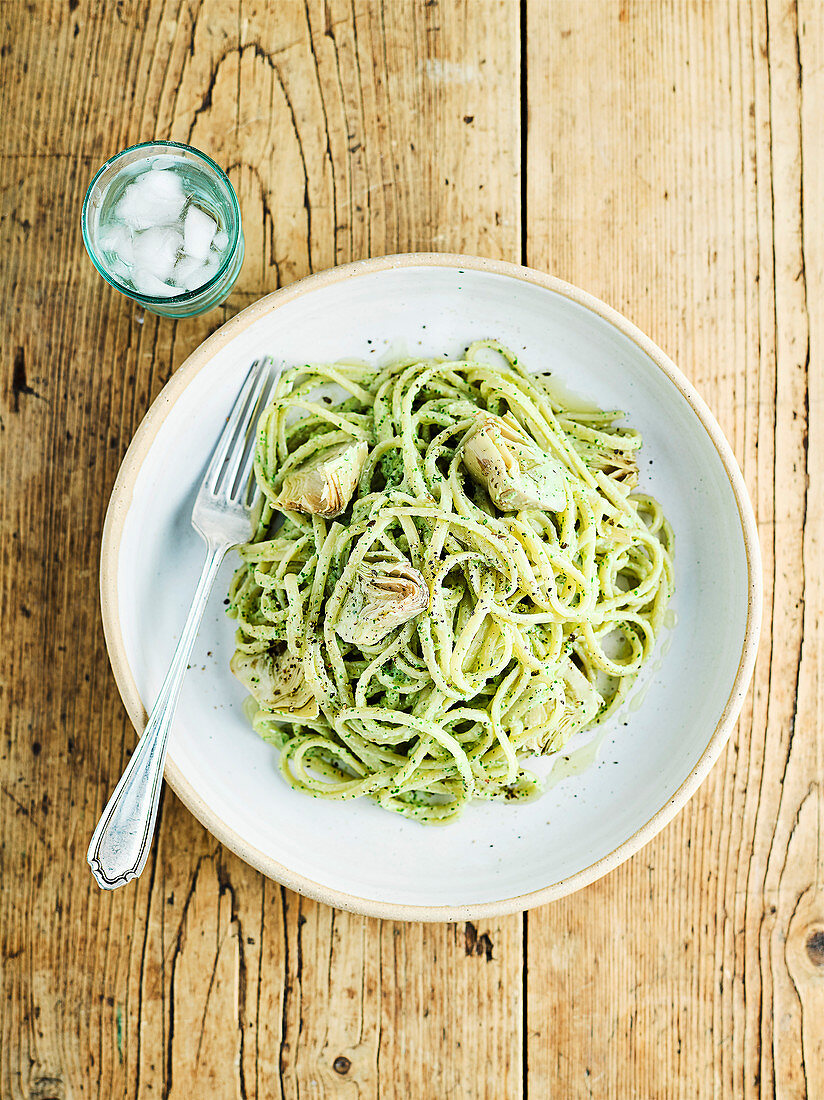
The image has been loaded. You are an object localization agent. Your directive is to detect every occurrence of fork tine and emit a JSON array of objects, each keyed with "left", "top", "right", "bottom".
[
  {"left": 231, "top": 372, "right": 280, "bottom": 501},
  {"left": 201, "top": 358, "right": 268, "bottom": 496},
  {"left": 216, "top": 359, "right": 274, "bottom": 499}
]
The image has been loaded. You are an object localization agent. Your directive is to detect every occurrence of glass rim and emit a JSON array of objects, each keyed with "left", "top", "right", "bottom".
[{"left": 81, "top": 140, "right": 242, "bottom": 305}]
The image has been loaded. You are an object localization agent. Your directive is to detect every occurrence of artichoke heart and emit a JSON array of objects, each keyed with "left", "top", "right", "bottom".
[
  {"left": 551, "top": 658, "right": 603, "bottom": 746},
  {"left": 273, "top": 439, "right": 368, "bottom": 518},
  {"left": 588, "top": 447, "right": 639, "bottom": 491},
  {"left": 335, "top": 553, "right": 430, "bottom": 647},
  {"left": 461, "top": 412, "right": 567, "bottom": 512},
  {"left": 230, "top": 647, "right": 319, "bottom": 719}
]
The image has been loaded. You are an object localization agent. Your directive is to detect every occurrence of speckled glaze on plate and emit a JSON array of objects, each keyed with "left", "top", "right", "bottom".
[{"left": 99, "top": 254, "right": 762, "bottom": 921}]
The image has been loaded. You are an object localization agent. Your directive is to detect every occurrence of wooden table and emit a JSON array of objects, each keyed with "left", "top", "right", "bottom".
[{"left": 2, "top": 1, "right": 821, "bottom": 1096}]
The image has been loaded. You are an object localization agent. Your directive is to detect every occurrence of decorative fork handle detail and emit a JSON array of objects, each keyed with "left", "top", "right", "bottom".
[{"left": 88, "top": 538, "right": 229, "bottom": 889}]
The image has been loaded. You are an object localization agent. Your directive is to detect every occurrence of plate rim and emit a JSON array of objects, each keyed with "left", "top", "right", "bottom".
[{"left": 99, "top": 251, "right": 763, "bottom": 921}]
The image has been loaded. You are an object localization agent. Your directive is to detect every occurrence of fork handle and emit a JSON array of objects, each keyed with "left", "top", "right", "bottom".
[{"left": 88, "top": 539, "right": 229, "bottom": 889}]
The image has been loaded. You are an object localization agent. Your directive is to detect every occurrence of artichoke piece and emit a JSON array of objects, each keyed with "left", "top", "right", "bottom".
[
  {"left": 274, "top": 439, "right": 368, "bottom": 518},
  {"left": 461, "top": 412, "right": 567, "bottom": 512},
  {"left": 588, "top": 447, "right": 639, "bottom": 491},
  {"left": 230, "top": 647, "right": 319, "bottom": 719},
  {"left": 550, "top": 658, "right": 603, "bottom": 747},
  {"left": 335, "top": 553, "right": 430, "bottom": 648}
]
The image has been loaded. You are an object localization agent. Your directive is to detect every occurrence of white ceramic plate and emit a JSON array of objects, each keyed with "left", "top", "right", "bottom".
[{"left": 101, "top": 254, "right": 761, "bottom": 920}]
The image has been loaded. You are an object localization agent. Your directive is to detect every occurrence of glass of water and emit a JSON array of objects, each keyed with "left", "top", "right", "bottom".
[{"left": 82, "top": 140, "right": 244, "bottom": 318}]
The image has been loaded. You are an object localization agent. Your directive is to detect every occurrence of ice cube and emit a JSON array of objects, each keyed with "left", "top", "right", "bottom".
[
  {"left": 108, "top": 256, "right": 132, "bottom": 282},
  {"left": 145, "top": 167, "right": 185, "bottom": 199},
  {"left": 115, "top": 168, "right": 186, "bottom": 230},
  {"left": 195, "top": 254, "right": 222, "bottom": 286},
  {"left": 98, "top": 223, "right": 134, "bottom": 266},
  {"left": 183, "top": 205, "right": 217, "bottom": 259},
  {"left": 131, "top": 226, "right": 183, "bottom": 281},
  {"left": 129, "top": 268, "right": 181, "bottom": 298},
  {"left": 182, "top": 268, "right": 210, "bottom": 292},
  {"left": 99, "top": 223, "right": 135, "bottom": 264},
  {"left": 114, "top": 185, "right": 151, "bottom": 230},
  {"left": 212, "top": 229, "right": 229, "bottom": 253},
  {"left": 171, "top": 254, "right": 207, "bottom": 290},
  {"left": 175, "top": 258, "right": 221, "bottom": 292},
  {"left": 149, "top": 155, "right": 179, "bottom": 172}
]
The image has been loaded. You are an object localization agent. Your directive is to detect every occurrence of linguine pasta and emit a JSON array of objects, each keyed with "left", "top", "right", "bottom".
[{"left": 228, "top": 341, "right": 674, "bottom": 823}]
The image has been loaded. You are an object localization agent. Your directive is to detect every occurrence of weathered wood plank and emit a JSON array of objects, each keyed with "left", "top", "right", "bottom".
[
  {"left": 5, "top": 0, "right": 817, "bottom": 1097},
  {"left": 0, "top": 2, "right": 522, "bottom": 1098},
  {"left": 525, "top": 1, "right": 821, "bottom": 1097}
]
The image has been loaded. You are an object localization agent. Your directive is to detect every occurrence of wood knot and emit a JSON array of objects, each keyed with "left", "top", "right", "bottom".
[
  {"left": 29, "top": 1077, "right": 64, "bottom": 1100},
  {"left": 333, "top": 1055, "right": 351, "bottom": 1075},
  {"left": 806, "top": 928, "right": 824, "bottom": 967},
  {"left": 464, "top": 921, "right": 494, "bottom": 961}
]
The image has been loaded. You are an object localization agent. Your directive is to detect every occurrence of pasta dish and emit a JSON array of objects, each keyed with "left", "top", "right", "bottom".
[{"left": 228, "top": 341, "right": 673, "bottom": 822}]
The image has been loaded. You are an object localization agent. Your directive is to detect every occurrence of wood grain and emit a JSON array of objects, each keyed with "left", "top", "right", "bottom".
[
  {"left": 525, "top": 1, "right": 822, "bottom": 1097},
  {"left": 1, "top": 0, "right": 819, "bottom": 1097},
  {"left": 1, "top": 2, "right": 521, "bottom": 1099}
]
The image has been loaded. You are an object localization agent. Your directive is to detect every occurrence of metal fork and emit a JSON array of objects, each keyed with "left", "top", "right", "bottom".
[{"left": 88, "top": 358, "right": 276, "bottom": 890}]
